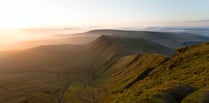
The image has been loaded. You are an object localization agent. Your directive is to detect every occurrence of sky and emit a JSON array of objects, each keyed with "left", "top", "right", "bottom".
[
  {"left": 0, "top": 0, "right": 209, "bottom": 28},
  {"left": 0, "top": 0, "right": 209, "bottom": 51}
]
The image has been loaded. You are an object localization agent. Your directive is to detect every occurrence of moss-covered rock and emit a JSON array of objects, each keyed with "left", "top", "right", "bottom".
[
  {"left": 136, "top": 81, "right": 195, "bottom": 103},
  {"left": 182, "top": 89, "right": 209, "bottom": 103}
]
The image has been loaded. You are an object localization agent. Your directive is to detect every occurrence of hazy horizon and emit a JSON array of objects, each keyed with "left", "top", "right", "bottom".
[{"left": 0, "top": 0, "right": 209, "bottom": 51}]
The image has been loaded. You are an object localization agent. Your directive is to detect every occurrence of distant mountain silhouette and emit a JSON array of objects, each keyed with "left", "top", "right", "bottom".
[{"left": 80, "top": 29, "right": 209, "bottom": 48}]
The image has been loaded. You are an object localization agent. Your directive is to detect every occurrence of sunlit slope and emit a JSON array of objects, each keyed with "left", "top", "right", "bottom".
[
  {"left": 59, "top": 42, "right": 209, "bottom": 102},
  {"left": 101, "top": 53, "right": 166, "bottom": 93},
  {"left": 106, "top": 42, "right": 209, "bottom": 103}
]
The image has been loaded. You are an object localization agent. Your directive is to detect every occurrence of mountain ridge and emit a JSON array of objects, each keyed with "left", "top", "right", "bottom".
[
  {"left": 78, "top": 29, "right": 209, "bottom": 49},
  {"left": 0, "top": 30, "right": 209, "bottom": 103}
]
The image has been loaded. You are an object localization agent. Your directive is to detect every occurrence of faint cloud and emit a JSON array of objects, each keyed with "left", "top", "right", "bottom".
[{"left": 188, "top": 19, "right": 209, "bottom": 23}]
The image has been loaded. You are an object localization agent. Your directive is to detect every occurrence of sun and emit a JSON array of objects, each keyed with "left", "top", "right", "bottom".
[
  {"left": 0, "top": 18, "right": 30, "bottom": 29},
  {"left": 0, "top": 24, "right": 24, "bottom": 29}
]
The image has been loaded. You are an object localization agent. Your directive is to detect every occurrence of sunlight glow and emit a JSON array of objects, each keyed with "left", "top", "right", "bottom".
[
  {"left": 0, "top": 0, "right": 67, "bottom": 29},
  {"left": 0, "top": 0, "right": 208, "bottom": 50}
]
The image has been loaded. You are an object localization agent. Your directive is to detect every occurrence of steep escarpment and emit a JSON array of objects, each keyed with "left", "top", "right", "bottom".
[
  {"left": 105, "top": 42, "right": 209, "bottom": 103},
  {"left": 83, "top": 35, "right": 174, "bottom": 79},
  {"left": 101, "top": 53, "right": 167, "bottom": 93}
]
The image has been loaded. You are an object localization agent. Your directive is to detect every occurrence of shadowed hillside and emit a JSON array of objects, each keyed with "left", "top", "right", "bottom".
[
  {"left": 0, "top": 35, "right": 173, "bottom": 73},
  {"left": 91, "top": 35, "right": 173, "bottom": 55}
]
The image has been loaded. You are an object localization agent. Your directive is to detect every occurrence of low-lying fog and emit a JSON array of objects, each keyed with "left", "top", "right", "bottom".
[
  {"left": 1, "top": 27, "right": 209, "bottom": 51},
  {"left": 0, "top": 29, "right": 90, "bottom": 51}
]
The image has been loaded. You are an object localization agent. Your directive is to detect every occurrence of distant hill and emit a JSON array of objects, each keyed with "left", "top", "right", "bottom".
[
  {"left": 7, "top": 29, "right": 209, "bottom": 51},
  {"left": 91, "top": 35, "right": 173, "bottom": 55},
  {"left": 81, "top": 29, "right": 209, "bottom": 48}
]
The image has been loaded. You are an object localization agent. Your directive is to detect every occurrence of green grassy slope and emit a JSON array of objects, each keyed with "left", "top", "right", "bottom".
[
  {"left": 101, "top": 53, "right": 166, "bottom": 93},
  {"left": 0, "top": 72, "right": 68, "bottom": 103},
  {"left": 105, "top": 42, "right": 209, "bottom": 103},
  {"left": 72, "top": 42, "right": 209, "bottom": 103}
]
